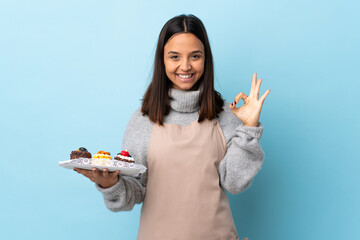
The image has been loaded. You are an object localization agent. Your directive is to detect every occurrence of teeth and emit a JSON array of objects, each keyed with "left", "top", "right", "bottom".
[{"left": 178, "top": 74, "right": 193, "bottom": 79}]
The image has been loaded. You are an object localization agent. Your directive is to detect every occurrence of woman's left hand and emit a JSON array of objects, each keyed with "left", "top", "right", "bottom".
[{"left": 229, "top": 73, "right": 270, "bottom": 127}]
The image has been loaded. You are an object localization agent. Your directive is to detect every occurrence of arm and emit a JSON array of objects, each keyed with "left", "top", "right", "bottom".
[
  {"left": 218, "top": 112, "right": 264, "bottom": 194},
  {"left": 96, "top": 108, "right": 152, "bottom": 211},
  {"left": 219, "top": 73, "right": 269, "bottom": 194},
  {"left": 95, "top": 173, "right": 147, "bottom": 212}
]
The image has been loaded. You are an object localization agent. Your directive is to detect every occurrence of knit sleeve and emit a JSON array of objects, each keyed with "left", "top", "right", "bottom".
[
  {"left": 218, "top": 101, "right": 265, "bottom": 194},
  {"left": 95, "top": 108, "right": 152, "bottom": 211}
]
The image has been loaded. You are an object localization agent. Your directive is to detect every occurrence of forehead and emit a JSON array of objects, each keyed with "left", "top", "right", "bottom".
[{"left": 164, "top": 33, "right": 204, "bottom": 52}]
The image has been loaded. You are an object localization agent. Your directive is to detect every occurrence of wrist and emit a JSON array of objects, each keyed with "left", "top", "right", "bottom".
[{"left": 243, "top": 122, "right": 259, "bottom": 127}]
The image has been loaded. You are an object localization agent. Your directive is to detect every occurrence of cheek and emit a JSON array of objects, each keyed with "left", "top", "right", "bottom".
[
  {"left": 165, "top": 63, "right": 177, "bottom": 75},
  {"left": 164, "top": 62, "right": 170, "bottom": 75},
  {"left": 196, "top": 61, "right": 205, "bottom": 75}
]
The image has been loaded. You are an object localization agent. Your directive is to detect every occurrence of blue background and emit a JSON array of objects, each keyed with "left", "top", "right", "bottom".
[{"left": 1, "top": 0, "right": 359, "bottom": 239}]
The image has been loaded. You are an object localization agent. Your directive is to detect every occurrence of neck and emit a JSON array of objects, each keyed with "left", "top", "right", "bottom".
[{"left": 169, "top": 88, "right": 200, "bottom": 113}]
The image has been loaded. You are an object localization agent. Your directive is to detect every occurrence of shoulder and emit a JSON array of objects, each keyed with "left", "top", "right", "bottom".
[
  {"left": 122, "top": 107, "right": 153, "bottom": 166},
  {"left": 125, "top": 107, "right": 153, "bottom": 132}
]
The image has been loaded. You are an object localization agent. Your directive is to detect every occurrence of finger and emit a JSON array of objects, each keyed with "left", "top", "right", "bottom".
[
  {"left": 255, "top": 78, "right": 262, "bottom": 99},
  {"left": 92, "top": 168, "right": 100, "bottom": 177},
  {"left": 260, "top": 89, "right": 271, "bottom": 104},
  {"left": 102, "top": 168, "right": 109, "bottom": 178},
  {"left": 74, "top": 168, "right": 86, "bottom": 175},
  {"left": 250, "top": 73, "right": 257, "bottom": 97},
  {"left": 74, "top": 168, "right": 84, "bottom": 176},
  {"left": 229, "top": 101, "right": 236, "bottom": 111},
  {"left": 234, "top": 92, "right": 248, "bottom": 105}
]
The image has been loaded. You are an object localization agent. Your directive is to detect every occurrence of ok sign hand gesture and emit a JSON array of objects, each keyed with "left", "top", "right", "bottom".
[{"left": 229, "top": 73, "right": 270, "bottom": 127}]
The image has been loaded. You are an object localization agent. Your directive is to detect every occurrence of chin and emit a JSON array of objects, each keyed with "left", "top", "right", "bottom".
[
  {"left": 173, "top": 80, "right": 201, "bottom": 91},
  {"left": 174, "top": 84, "right": 197, "bottom": 91}
]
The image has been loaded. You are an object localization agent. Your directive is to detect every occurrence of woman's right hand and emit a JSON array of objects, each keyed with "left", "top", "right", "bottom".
[{"left": 74, "top": 167, "right": 120, "bottom": 188}]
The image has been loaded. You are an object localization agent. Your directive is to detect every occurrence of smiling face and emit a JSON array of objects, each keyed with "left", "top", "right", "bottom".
[{"left": 164, "top": 33, "right": 205, "bottom": 90}]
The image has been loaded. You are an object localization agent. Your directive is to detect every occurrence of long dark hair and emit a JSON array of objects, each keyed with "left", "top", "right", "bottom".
[{"left": 141, "top": 14, "right": 224, "bottom": 125}]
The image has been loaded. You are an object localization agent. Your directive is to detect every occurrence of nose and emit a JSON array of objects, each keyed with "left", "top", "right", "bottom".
[{"left": 180, "top": 58, "right": 191, "bottom": 71}]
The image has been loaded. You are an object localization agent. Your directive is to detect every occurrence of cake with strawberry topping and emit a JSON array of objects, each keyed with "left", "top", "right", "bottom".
[
  {"left": 70, "top": 147, "right": 92, "bottom": 159},
  {"left": 114, "top": 150, "right": 135, "bottom": 163}
]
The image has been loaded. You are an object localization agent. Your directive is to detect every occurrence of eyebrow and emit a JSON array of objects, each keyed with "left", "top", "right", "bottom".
[{"left": 168, "top": 50, "right": 204, "bottom": 54}]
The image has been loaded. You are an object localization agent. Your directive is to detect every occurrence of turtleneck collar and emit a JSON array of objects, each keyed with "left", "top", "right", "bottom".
[{"left": 169, "top": 88, "right": 200, "bottom": 113}]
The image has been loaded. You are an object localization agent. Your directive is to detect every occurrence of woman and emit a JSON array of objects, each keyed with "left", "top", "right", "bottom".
[{"left": 75, "top": 14, "right": 270, "bottom": 239}]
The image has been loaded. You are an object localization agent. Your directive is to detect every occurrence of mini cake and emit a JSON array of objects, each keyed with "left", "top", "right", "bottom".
[
  {"left": 70, "top": 147, "right": 92, "bottom": 159},
  {"left": 114, "top": 150, "right": 135, "bottom": 163},
  {"left": 93, "top": 150, "right": 112, "bottom": 160},
  {"left": 92, "top": 150, "right": 112, "bottom": 166}
]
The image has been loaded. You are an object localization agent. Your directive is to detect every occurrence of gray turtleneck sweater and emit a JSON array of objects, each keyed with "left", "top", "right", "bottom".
[{"left": 96, "top": 89, "right": 265, "bottom": 212}]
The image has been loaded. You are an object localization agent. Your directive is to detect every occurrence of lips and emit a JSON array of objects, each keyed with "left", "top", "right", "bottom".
[
  {"left": 176, "top": 73, "right": 195, "bottom": 82},
  {"left": 177, "top": 73, "right": 194, "bottom": 78}
]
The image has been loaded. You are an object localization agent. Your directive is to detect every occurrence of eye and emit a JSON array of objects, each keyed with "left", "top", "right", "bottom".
[
  {"left": 170, "top": 55, "right": 179, "bottom": 59},
  {"left": 192, "top": 55, "right": 201, "bottom": 59}
]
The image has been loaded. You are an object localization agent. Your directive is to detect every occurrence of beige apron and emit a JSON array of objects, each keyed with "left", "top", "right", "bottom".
[{"left": 137, "top": 119, "right": 239, "bottom": 240}]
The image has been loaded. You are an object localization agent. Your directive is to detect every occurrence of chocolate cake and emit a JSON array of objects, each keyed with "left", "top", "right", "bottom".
[{"left": 70, "top": 147, "right": 92, "bottom": 159}]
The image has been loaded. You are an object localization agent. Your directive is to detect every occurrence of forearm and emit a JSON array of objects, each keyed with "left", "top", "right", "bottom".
[
  {"left": 96, "top": 175, "right": 146, "bottom": 212},
  {"left": 219, "top": 123, "right": 264, "bottom": 194}
]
